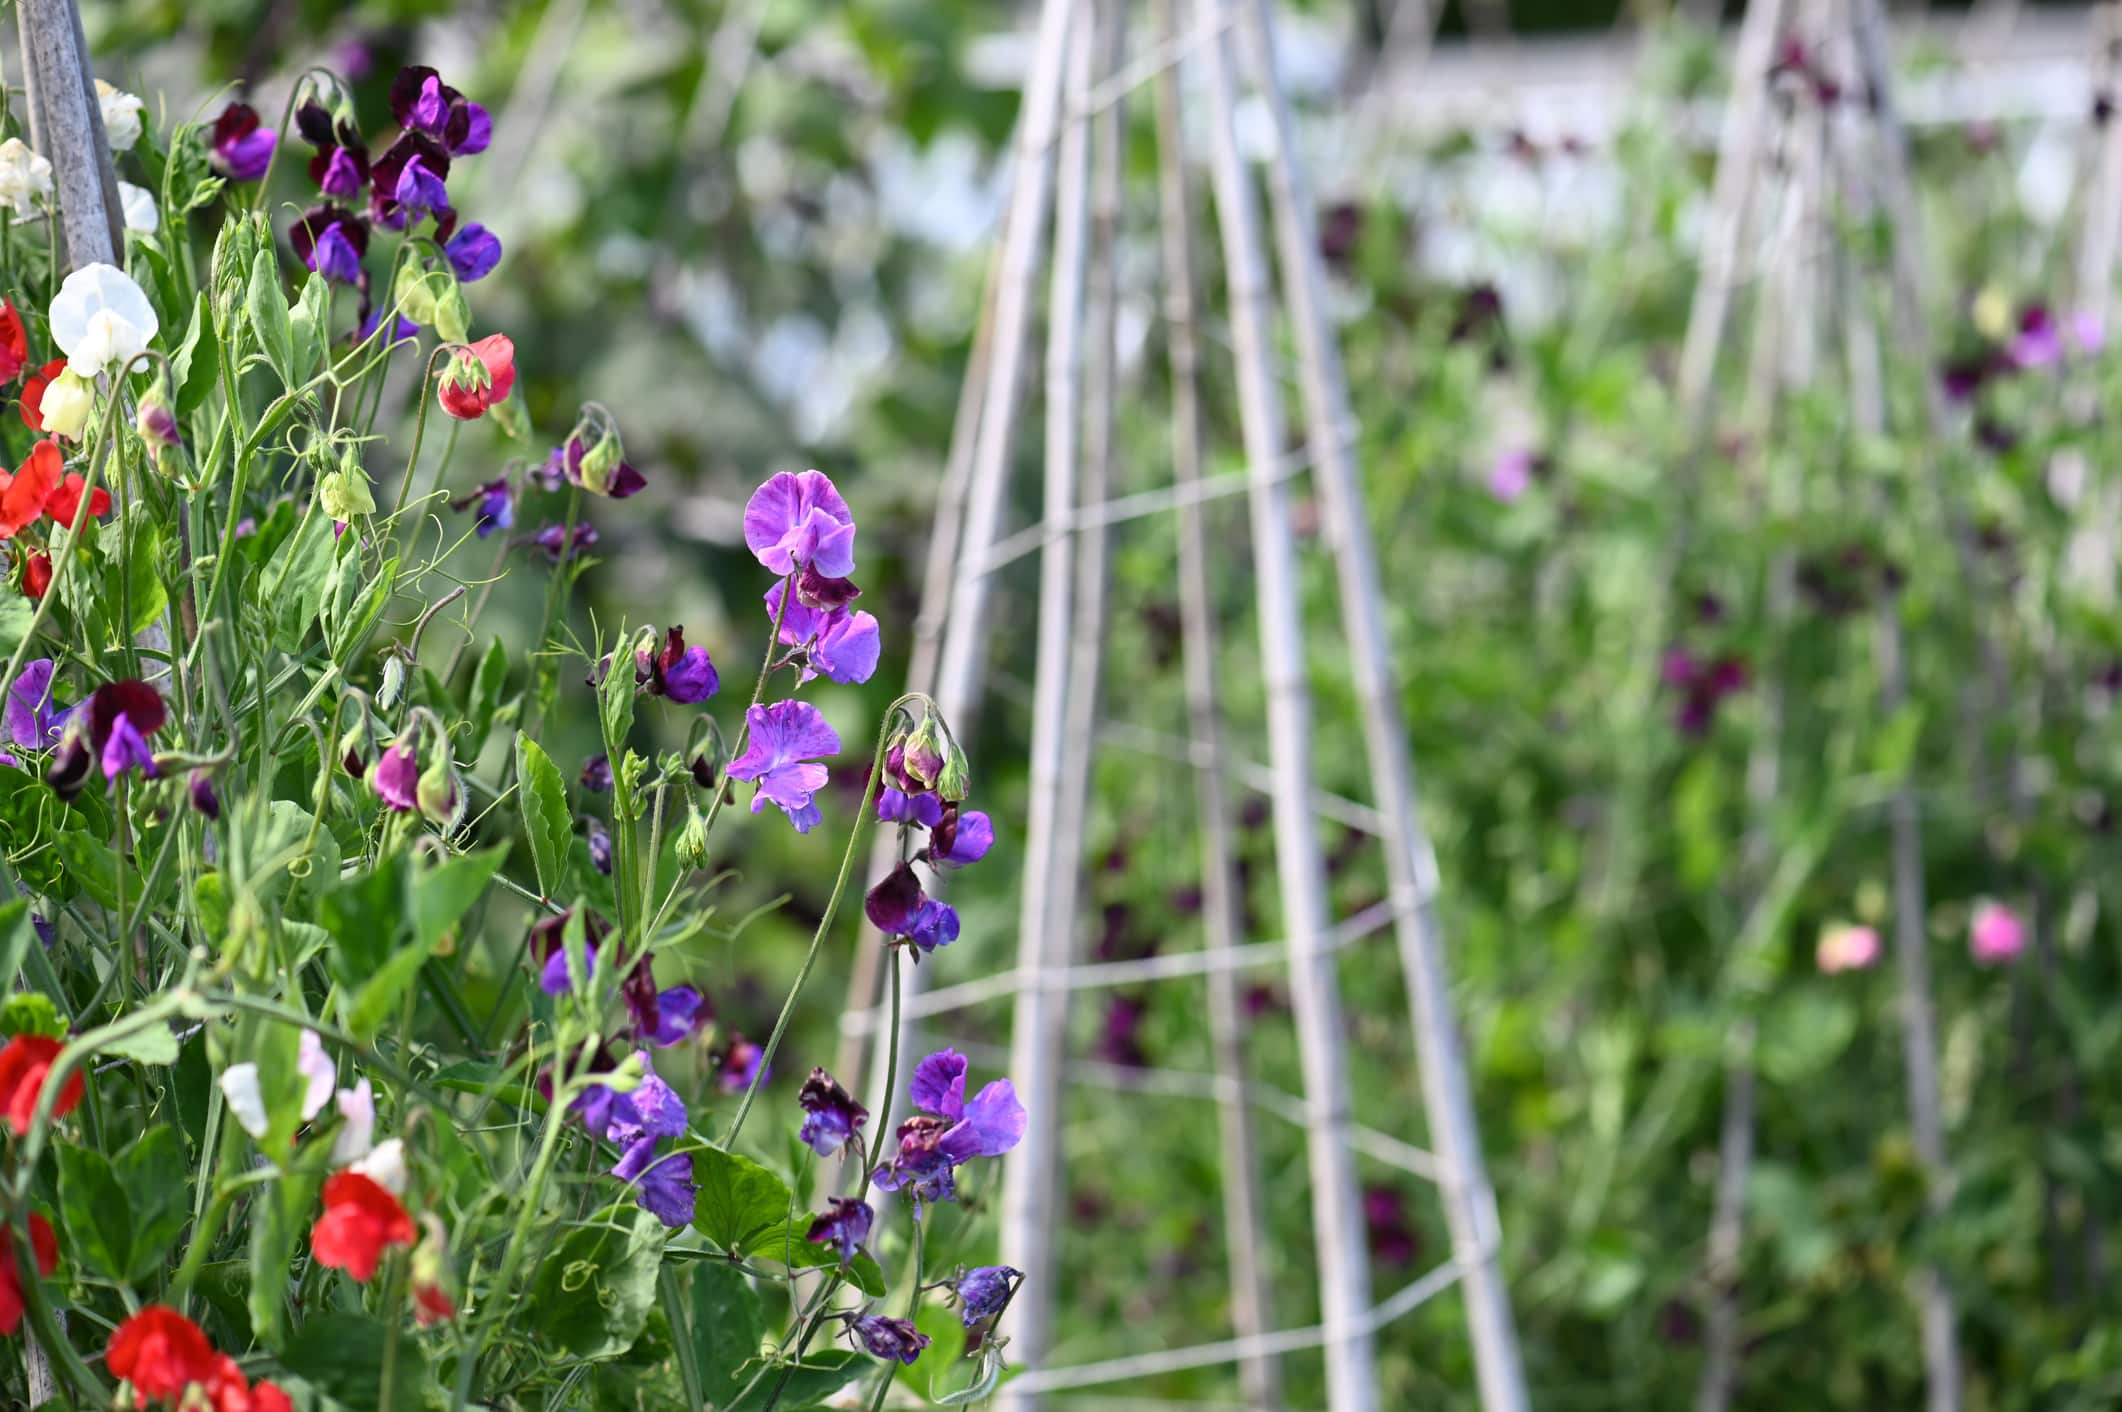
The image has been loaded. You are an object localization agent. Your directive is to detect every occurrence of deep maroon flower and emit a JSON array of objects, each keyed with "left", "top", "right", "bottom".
[
  {"left": 727, "top": 700, "right": 839, "bottom": 833},
  {"left": 805, "top": 1196, "right": 872, "bottom": 1264},
  {"left": 291, "top": 205, "right": 370, "bottom": 287},
  {"left": 187, "top": 769, "right": 220, "bottom": 819},
  {"left": 928, "top": 808, "right": 993, "bottom": 869},
  {"left": 717, "top": 1032, "right": 767, "bottom": 1094},
  {"left": 296, "top": 99, "right": 370, "bottom": 198},
  {"left": 743, "top": 470, "right": 855, "bottom": 578},
  {"left": 540, "top": 433, "right": 645, "bottom": 499},
  {"left": 626, "top": 963, "right": 707, "bottom": 1048},
  {"left": 209, "top": 102, "right": 276, "bottom": 181},
  {"left": 848, "top": 1314, "right": 928, "bottom": 1366},
  {"left": 389, "top": 67, "right": 491, "bottom": 155},
  {"left": 1095, "top": 995, "right": 1149, "bottom": 1068},
  {"left": 450, "top": 476, "right": 514, "bottom": 537},
  {"left": 637, "top": 626, "right": 719, "bottom": 704},
  {"left": 954, "top": 1266, "right": 1021, "bottom": 1327},
  {"left": 444, "top": 224, "right": 502, "bottom": 283},
  {"left": 1317, "top": 200, "right": 1363, "bottom": 268},
  {"left": 1364, "top": 1185, "right": 1420, "bottom": 1265},
  {"left": 797, "top": 1068, "right": 868, "bottom": 1157},
  {"left": 367, "top": 131, "right": 451, "bottom": 230},
  {"left": 864, "top": 862, "right": 926, "bottom": 936}
]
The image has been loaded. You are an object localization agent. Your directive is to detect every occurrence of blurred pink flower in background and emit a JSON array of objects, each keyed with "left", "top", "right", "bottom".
[
  {"left": 1969, "top": 900, "right": 2026, "bottom": 965},
  {"left": 1816, "top": 923, "right": 1881, "bottom": 974},
  {"left": 1487, "top": 448, "right": 1535, "bottom": 502}
]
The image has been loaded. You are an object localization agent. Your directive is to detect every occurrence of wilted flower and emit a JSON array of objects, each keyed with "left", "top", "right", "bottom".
[
  {"left": 0, "top": 140, "right": 54, "bottom": 218},
  {"left": 438, "top": 334, "right": 515, "bottom": 420},
  {"left": 727, "top": 700, "right": 839, "bottom": 833},
  {"left": 797, "top": 1068, "right": 868, "bottom": 1156},
  {"left": 871, "top": 1049, "right": 1025, "bottom": 1210},
  {"left": 805, "top": 1196, "right": 873, "bottom": 1264},
  {"left": 743, "top": 469, "right": 856, "bottom": 578},
  {"left": 208, "top": 102, "right": 277, "bottom": 181},
  {"left": 1970, "top": 900, "right": 2026, "bottom": 965},
  {"left": 50, "top": 263, "right": 157, "bottom": 379},
  {"left": 847, "top": 1314, "right": 929, "bottom": 1365},
  {"left": 1816, "top": 922, "right": 1880, "bottom": 974},
  {"left": 954, "top": 1265, "right": 1021, "bottom": 1327},
  {"left": 96, "top": 81, "right": 144, "bottom": 150}
]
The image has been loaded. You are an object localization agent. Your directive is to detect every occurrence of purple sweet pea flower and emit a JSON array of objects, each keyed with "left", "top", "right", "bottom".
[
  {"left": 848, "top": 1315, "right": 929, "bottom": 1366},
  {"left": 905, "top": 900, "right": 960, "bottom": 953},
  {"left": 394, "top": 155, "right": 449, "bottom": 214},
  {"left": 636, "top": 984, "right": 707, "bottom": 1048},
  {"left": 457, "top": 103, "right": 493, "bottom": 155},
  {"left": 188, "top": 770, "right": 221, "bottom": 820},
  {"left": 600, "top": 1063, "right": 689, "bottom": 1146},
  {"left": 797, "top": 1068, "right": 869, "bottom": 1157},
  {"left": 100, "top": 712, "right": 157, "bottom": 782},
  {"left": 864, "top": 862, "right": 927, "bottom": 936},
  {"left": 613, "top": 1139, "right": 695, "bottom": 1228},
  {"left": 872, "top": 1050, "right": 1024, "bottom": 1207},
  {"left": 637, "top": 627, "right": 719, "bottom": 704},
  {"left": 806, "top": 1196, "right": 873, "bottom": 1264},
  {"left": 2010, "top": 305, "right": 2063, "bottom": 369},
  {"left": 955, "top": 1266, "right": 1021, "bottom": 1327},
  {"left": 763, "top": 580, "right": 880, "bottom": 685},
  {"left": 450, "top": 476, "right": 515, "bottom": 537},
  {"left": 930, "top": 809, "right": 994, "bottom": 869},
  {"left": 371, "top": 741, "right": 420, "bottom": 811},
  {"left": 6, "top": 660, "right": 67, "bottom": 750},
  {"left": 291, "top": 206, "right": 370, "bottom": 287},
  {"left": 527, "top": 522, "right": 599, "bottom": 563},
  {"left": 588, "top": 817, "right": 613, "bottom": 875},
  {"left": 743, "top": 470, "right": 856, "bottom": 578},
  {"left": 717, "top": 1033, "right": 768, "bottom": 1094},
  {"left": 727, "top": 700, "right": 839, "bottom": 833},
  {"left": 445, "top": 223, "right": 502, "bottom": 282},
  {"left": 540, "top": 940, "right": 596, "bottom": 996},
  {"left": 877, "top": 787, "right": 943, "bottom": 828},
  {"left": 311, "top": 223, "right": 363, "bottom": 284},
  {"left": 209, "top": 102, "right": 276, "bottom": 181},
  {"left": 356, "top": 307, "right": 420, "bottom": 346},
  {"left": 320, "top": 146, "right": 364, "bottom": 199}
]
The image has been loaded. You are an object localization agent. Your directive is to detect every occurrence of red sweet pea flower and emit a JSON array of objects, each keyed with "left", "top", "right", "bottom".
[
  {"left": 0, "top": 1034, "right": 83, "bottom": 1135},
  {"left": 436, "top": 333, "right": 514, "bottom": 420},
  {"left": 43, "top": 472, "right": 111, "bottom": 529},
  {"left": 22, "top": 552, "right": 50, "bottom": 599},
  {"left": 0, "top": 1214, "right": 58, "bottom": 1334},
  {"left": 106, "top": 1305, "right": 216, "bottom": 1401},
  {"left": 0, "top": 301, "right": 25, "bottom": 383},
  {"left": 311, "top": 1170, "right": 415, "bottom": 1281},
  {"left": 414, "top": 1280, "right": 456, "bottom": 1326},
  {"left": 18, "top": 360, "right": 65, "bottom": 434},
  {"left": 0, "top": 442, "right": 62, "bottom": 540}
]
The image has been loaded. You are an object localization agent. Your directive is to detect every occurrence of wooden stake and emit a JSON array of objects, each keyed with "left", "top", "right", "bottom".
[{"left": 15, "top": 0, "right": 121, "bottom": 269}]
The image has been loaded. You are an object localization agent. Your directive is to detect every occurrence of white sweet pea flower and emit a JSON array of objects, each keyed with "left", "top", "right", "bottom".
[
  {"left": 218, "top": 1063, "right": 271, "bottom": 1140},
  {"left": 0, "top": 139, "right": 54, "bottom": 219},
  {"left": 96, "top": 80, "right": 144, "bottom": 151},
  {"left": 353, "top": 1137, "right": 408, "bottom": 1195},
  {"left": 36, "top": 371, "right": 95, "bottom": 440},
  {"left": 329, "top": 1078, "right": 375, "bottom": 1166},
  {"left": 296, "top": 1029, "right": 336, "bottom": 1122},
  {"left": 49, "top": 263, "right": 157, "bottom": 378},
  {"left": 118, "top": 180, "right": 158, "bottom": 235}
]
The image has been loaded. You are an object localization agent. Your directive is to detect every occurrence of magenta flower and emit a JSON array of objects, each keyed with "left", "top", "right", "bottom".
[
  {"left": 1487, "top": 448, "right": 1536, "bottom": 503},
  {"left": 2009, "top": 306, "right": 2062, "bottom": 369},
  {"left": 1815, "top": 923, "right": 1880, "bottom": 974},
  {"left": 763, "top": 579, "right": 880, "bottom": 685},
  {"left": 209, "top": 102, "right": 276, "bottom": 181},
  {"left": 743, "top": 470, "right": 856, "bottom": 579},
  {"left": 371, "top": 741, "right": 420, "bottom": 812},
  {"left": 727, "top": 700, "right": 839, "bottom": 833},
  {"left": 1969, "top": 901, "right": 2026, "bottom": 965}
]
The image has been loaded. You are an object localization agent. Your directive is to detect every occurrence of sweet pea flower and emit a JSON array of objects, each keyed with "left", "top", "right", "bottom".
[
  {"left": 763, "top": 579, "right": 880, "bottom": 685},
  {"left": 848, "top": 1314, "right": 929, "bottom": 1365},
  {"left": 954, "top": 1265, "right": 1021, "bottom": 1327},
  {"left": 106, "top": 1306, "right": 216, "bottom": 1402},
  {"left": 727, "top": 700, "right": 839, "bottom": 833},
  {"left": 451, "top": 476, "right": 515, "bottom": 536},
  {"left": 527, "top": 521, "right": 598, "bottom": 563},
  {"left": 32, "top": 372, "right": 93, "bottom": 441},
  {"left": 0, "top": 1034, "right": 83, "bottom": 1134},
  {"left": 117, "top": 181, "right": 158, "bottom": 235},
  {"left": 797, "top": 1068, "right": 868, "bottom": 1157},
  {"left": 929, "top": 806, "right": 994, "bottom": 869},
  {"left": 445, "top": 223, "right": 502, "bottom": 282},
  {"left": 0, "top": 442, "right": 59, "bottom": 541},
  {"left": 370, "top": 741, "right": 420, "bottom": 811},
  {"left": 437, "top": 334, "right": 515, "bottom": 420},
  {"left": 389, "top": 67, "right": 492, "bottom": 155},
  {"left": 743, "top": 469, "right": 856, "bottom": 578},
  {"left": 1487, "top": 448, "right": 1537, "bottom": 502},
  {"left": 331, "top": 1078, "right": 377, "bottom": 1165},
  {"left": 0, "top": 300, "right": 24, "bottom": 382},
  {"left": 2009, "top": 306, "right": 2063, "bottom": 369},
  {"left": 1815, "top": 922, "right": 1880, "bottom": 974},
  {"left": 877, "top": 787, "right": 944, "bottom": 828},
  {"left": 805, "top": 1196, "right": 873, "bottom": 1264},
  {"left": 366, "top": 131, "right": 451, "bottom": 231},
  {"left": 637, "top": 626, "right": 719, "bottom": 704},
  {"left": 0, "top": 1214, "right": 58, "bottom": 1335},
  {"left": 49, "top": 263, "right": 158, "bottom": 378},
  {"left": 295, "top": 98, "right": 370, "bottom": 199},
  {"left": 1970, "top": 900, "right": 2026, "bottom": 965},
  {"left": 96, "top": 81, "right": 144, "bottom": 150},
  {"left": 293, "top": 206, "right": 369, "bottom": 285},
  {"left": 208, "top": 102, "right": 276, "bottom": 181},
  {"left": 871, "top": 1050, "right": 1025, "bottom": 1211},
  {"left": 393, "top": 155, "right": 448, "bottom": 214},
  {"left": 717, "top": 1033, "right": 768, "bottom": 1094},
  {"left": 612, "top": 1140, "right": 695, "bottom": 1228},
  {"left": 311, "top": 1170, "right": 416, "bottom": 1281},
  {"left": 45, "top": 472, "right": 112, "bottom": 530},
  {"left": 5, "top": 660, "right": 68, "bottom": 751},
  {"left": 0, "top": 140, "right": 53, "bottom": 218}
]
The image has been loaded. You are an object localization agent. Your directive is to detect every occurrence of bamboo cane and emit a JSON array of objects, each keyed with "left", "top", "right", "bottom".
[
  {"left": 1152, "top": 0, "right": 1281, "bottom": 1401},
  {"left": 15, "top": 0, "right": 121, "bottom": 269},
  {"left": 1195, "top": 4, "right": 1379, "bottom": 1408},
  {"left": 993, "top": 8, "right": 1098, "bottom": 1403}
]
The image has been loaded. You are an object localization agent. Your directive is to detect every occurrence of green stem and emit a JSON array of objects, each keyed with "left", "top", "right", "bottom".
[{"left": 10, "top": 1221, "right": 105, "bottom": 1402}]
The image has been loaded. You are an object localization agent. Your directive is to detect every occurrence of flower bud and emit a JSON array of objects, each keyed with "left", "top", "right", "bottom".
[
  {"left": 416, "top": 754, "right": 459, "bottom": 826},
  {"left": 935, "top": 736, "right": 971, "bottom": 803},
  {"left": 676, "top": 800, "right": 711, "bottom": 870},
  {"left": 377, "top": 655, "right": 408, "bottom": 712},
  {"left": 576, "top": 431, "right": 624, "bottom": 497},
  {"left": 38, "top": 370, "right": 94, "bottom": 440},
  {"left": 319, "top": 466, "right": 376, "bottom": 522},
  {"left": 603, "top": 1050, "right": 648, "bottom": 1095},
  {"left": 188, "top": 769, "right": 221, "bottom": 820},
  {"left": 902, "top": 715, "right": 946, "bottom": 791},
  {"left": 136, "top": 384, "right": 180, "bottom": 451}
]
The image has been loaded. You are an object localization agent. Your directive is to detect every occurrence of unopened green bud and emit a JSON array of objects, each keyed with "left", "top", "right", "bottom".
[
  {"left": 676, "top": 800, "right": 711, "bottom": 871},
  {"left": 576, "top": 431, "right": 624, "bottom": 497},
  {"left": 935, "top": 737, "right": 971, "bottom": 803},
  {"left": 416, "top": 754, "right": 459, "bottom": 826},
  {"left": 377, "top": 655, "right": 408, "bottom": 712},
  {"left": 903, "top": 715, "right": 946, "bottom": 789},
  {"left": 318, "top": 466, "right": 375, "bottom": 522}
]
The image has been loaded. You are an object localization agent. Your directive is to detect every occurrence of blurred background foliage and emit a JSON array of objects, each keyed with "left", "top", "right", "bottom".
[{"left": 69, "top": 0, "right": 2122, "bottom": 1407}]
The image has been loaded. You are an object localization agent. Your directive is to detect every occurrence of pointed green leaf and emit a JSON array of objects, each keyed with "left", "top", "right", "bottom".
[
  {"left": 515, "top": 732, "right": 571, "bottom": 903},
  {"left": 172, "top": 291, "right": 219, "bottom": 416},
  {"left": 245, "top": 248, "right": 294, "bottom": 387}
]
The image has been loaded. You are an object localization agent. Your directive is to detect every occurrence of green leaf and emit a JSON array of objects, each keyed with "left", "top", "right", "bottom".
[
  {"left": 120, "top": 503, "right": 167, "bottom": 638},
  {"left": 247, "top": 1167, "right": 324, "bottom": 1349},
  {"left": 746, "top": 1221, "right": 886, "bottom": 1298},
  {"left": 0, "top": 595, "right": 35, "bottom": 668},
  {"left": 408, "top": 845, "right": 507, "bottom": 954},
  {"left": 331, "top": 554, "right": 397, "bottom": 664},
  {"left": 598, "top": 633, "right": 636, "bottom": 755},
  {"left": 690, "top": 1147, "right": 793, "bottom": 1255},
  {"left": 288, "top": 271, "right": 331, "bottom": 381},
  {"left": 172, "top": 291, "right": 219, "bottom": 416},
  {"left": 279, "top": 1311, "right": 427, "bottom": 1407},
  {"left": 724, "top": 1352, "right": 865, "bottom": 1412},
  {"left": 0, "top": 900, "right": 31, "bottom": 995},
  {"left": 515, "top": 733, "right": 571, "bottom": 903},
  {"left": 0, "top": 992, "right": 66, "bottom": 1040},
  {"left": 692, "top": 1260, "right": 765, "bottom": 1407},
  {"left": 469, "top": 637, "right": 509, "bottom": 749},
  {"left": 528, "top": 1210, "right": 668, "bottom": 1360},
  {"left": 52, "top": 831, "right": 121, "bottom": 909},
  {"left": 1758, "top": 989, "right": 1859, "bottom": 1085},
  {"left": 55, "top": 1143, "right": 131, "bottom": 1279},
  {"left": 263, "top": 508, "right": 335, "bottom": 653},
  {"left": 245, "top": 247, "right": 295, "bottom": 388},
  {"left": 114, "top": 1127, "right": 189, "bottom": 1281},
  {"left": 100, "top": 1022, "right": 179, "bottom": 1067}
]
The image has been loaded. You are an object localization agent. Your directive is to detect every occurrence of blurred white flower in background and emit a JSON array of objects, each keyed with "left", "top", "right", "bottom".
[
  {"left": 118, "top": 180, "right": 159, "bottom": 235},
  {"left": 0, "top": 138, "right": 54, "bottom": 218},
  {"left": 96, "top": 79, "right": 145, "bottom": 150}
]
